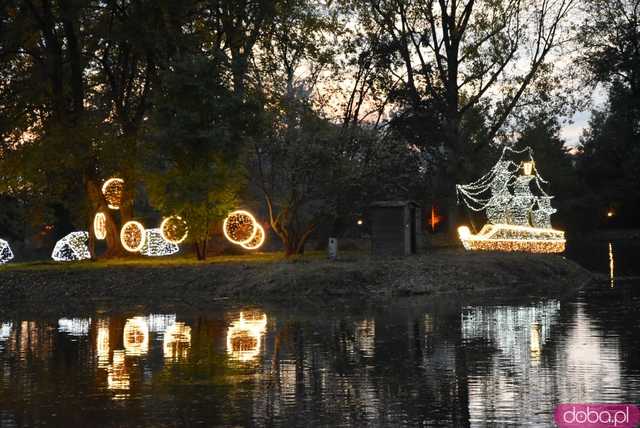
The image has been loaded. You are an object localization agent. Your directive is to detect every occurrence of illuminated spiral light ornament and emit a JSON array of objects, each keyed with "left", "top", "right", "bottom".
[
  {"left": 0, "top": 239, "right": 14, "bottom": 264},
  {"left": 241, "top": 223, "right": 265, "bottom": 250},
  {"left": 223, "top": 210, "right": 257, "bottom": 245},
  {"left": 94, "top": 212, "right": 107, "bottom": 240},
  {"left": 102, "top": 178, "right": 125, "bottom": 210},
  {"left": 120, "top": 221, "right": 146, "bottom": 253},
  {"left": 52, "top": 231, "right": 91, "bottom": 261},
  {"left": 160, "top": 216, "right": 188, "bottom": 244}
]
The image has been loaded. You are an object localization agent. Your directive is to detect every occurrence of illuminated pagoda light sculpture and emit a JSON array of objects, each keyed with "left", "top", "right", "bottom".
[
  {"left": 456, "top": 146, "right": 566, "bottom": 253},
  {"left": 139, "top": 228, "right": 179, "bottom": 257},
  {"left": 0, "top": 239, "right": 14, "bottom": 264},
  {"left": 51, "top": 231, "right": 91, "bottom": 261}
]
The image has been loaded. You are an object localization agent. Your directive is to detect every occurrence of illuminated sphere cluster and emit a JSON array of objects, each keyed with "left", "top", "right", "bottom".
[
  {"left": 223, "top": 210, "right": 265, "bottom": 250},
  {"left": 101, "top": 178, "right": 125, "bottom": 210}
]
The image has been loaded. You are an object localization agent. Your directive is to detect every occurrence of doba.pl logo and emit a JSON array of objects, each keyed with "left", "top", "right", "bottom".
[{"left": 555, "top": 404, "right": 640, "bottom": 427}]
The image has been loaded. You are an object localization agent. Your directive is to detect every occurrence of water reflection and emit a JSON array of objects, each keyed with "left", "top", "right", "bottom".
[
  {"left": 0, "top": 283, "right": 638, "bottom": 426},
  {"left": 107, "top": 349, "right": 130, "bottom": 399},
  {"left": 609, "top": 241, "right": 615, "bottom": 288},
  {"left": 123, "top": 316, "right": 149, "bottom": 356},
  {"left": 226, "top": 311, "right": 267, "bottom": 363},
  {"left": 163, "top": 322, "right": 191, "bottom": 361},
  {"left": 58, "top": 317, "right": 91, "bottom": 336}
]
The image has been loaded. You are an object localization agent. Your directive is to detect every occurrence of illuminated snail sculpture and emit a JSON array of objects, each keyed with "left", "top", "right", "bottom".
[{"left": 101, "top": 178, "right": 125, "bottom": 210}]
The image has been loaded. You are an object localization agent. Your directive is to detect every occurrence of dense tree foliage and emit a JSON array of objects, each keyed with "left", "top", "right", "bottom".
[{"left": 0, "top": 0, "right": 637, "bottom": 260}]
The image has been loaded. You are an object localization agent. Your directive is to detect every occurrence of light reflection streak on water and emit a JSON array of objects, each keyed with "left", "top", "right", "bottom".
[{"left": 609, "top": 242, "right": 615, "bottom": 288}]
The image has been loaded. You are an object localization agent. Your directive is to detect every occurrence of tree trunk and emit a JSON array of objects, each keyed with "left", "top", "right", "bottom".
[
  {"left": 85, "top": 178, "right": 126, "bottom": 258},
  {"left": 194, "top": 240, "right": 207, "bottom": 261}
]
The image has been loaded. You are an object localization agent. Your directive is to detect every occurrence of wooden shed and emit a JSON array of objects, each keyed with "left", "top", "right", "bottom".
[{"left": 369, "top": 201, "right": 422, "bottom": 256}]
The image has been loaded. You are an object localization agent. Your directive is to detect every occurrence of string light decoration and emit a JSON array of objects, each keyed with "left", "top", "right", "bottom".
[
  {"left": 140, "top": 228, "right": 179, "bottom": 257},
  {"left": 123, "top": 317, "right": 149, "bottom": 356},
  {"left": 226, "top": 311, "right": 267, "bottom": 362},
  {"left": 240, "top": 223, "right": 265, "bottom": 250},
  {"left": 223, "top": 210, "right": 258, "bottom": 245},
  {"left": 160, "top": 216, "right": 188, "bottom": 244},
  {"left": 94, "top": 212, "right": 107, "bottom": 240},
  {"left": 120, "top": 221, "right": 146, "bottom": 253},
  {"left": 101, "top": 178, "right": 125, "bottom": 210},
  {"left": 456, "top": 147, "right": 565, "bottom": 253},
  {"left": 52, "top": 231, "right": 91, "bottom": 261},
  {"left": 0, "top": 239, "right": 14, "bottom": 264}
]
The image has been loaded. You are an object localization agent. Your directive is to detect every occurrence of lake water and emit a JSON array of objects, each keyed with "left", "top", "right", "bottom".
[{"left": 0, "top": 242, "right": 638, "bottom": 427}]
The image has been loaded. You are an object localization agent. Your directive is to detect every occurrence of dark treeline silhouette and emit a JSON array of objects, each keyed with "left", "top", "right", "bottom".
[{"left": 0, "top": 0, "right": 638, "bottom": 259}]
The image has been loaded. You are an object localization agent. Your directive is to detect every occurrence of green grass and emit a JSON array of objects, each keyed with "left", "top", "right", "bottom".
[{"left": 0, "top": 251, "right": 331, "bottom": 272}]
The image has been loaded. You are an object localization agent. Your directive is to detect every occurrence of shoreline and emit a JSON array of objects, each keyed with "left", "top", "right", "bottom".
[{"left": 0, "top": 250, "right": 594, "bottom": 315}]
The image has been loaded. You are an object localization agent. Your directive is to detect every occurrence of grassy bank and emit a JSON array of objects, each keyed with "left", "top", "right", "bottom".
[{"left": 0, "top": 250, "right": 593, "bottom": 314}]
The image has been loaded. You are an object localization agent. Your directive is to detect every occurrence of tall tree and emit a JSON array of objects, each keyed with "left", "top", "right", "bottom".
[
  {"left": 577, "top": 0, "right": 640, "bottom": 225},
  {"left": 349, "top": 0, "right": 577, "bottom": 229},
  {"left": 145, "top": 55, "right": 254, "bottom": 260}
]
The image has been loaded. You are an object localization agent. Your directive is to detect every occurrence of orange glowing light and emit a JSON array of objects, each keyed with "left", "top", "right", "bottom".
[
  {"left": 429, "top": 205, "right": 442, "bottom": 232},
  {"left": 607, "top": 211, "right": 614, "bottom": 218}
]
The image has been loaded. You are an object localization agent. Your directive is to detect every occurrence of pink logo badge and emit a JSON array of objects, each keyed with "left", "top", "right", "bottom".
[{"left": 555, "top": 404, "right": 640, "bottom": 427}]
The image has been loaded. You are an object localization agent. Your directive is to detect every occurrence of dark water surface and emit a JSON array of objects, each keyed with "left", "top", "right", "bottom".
[{"left": 1, "top": 243, "right": 639, "bottom": 427}]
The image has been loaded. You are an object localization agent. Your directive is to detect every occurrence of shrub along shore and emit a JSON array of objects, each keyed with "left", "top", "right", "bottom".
[{"left": 0, "top": 250, "right": 593, "bottom": 315}]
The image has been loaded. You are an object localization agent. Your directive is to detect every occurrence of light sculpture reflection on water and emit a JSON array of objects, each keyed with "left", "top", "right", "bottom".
[
  {"left": 226, "top": 311, "right": 267, "bottom": 362},
  {"left": 163, "top": 322, "right": 192, "bottom": 361},
  {"left": 123, "top": 317, "right": 149, "bottom": 356}
]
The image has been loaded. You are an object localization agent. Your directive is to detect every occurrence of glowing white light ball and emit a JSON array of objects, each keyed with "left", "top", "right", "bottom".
[
  {"left": 0, "top": 239, "right": 14, "bottom": 264},
  {"left": 51, "top": 231, "right": 91, "bottom": 261},
  {"left": 140, "top": 228, "right": 179, "bottom": 257}
]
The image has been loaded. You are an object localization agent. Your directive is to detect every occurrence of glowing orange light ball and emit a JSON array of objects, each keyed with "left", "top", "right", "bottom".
[
  {"left": 223, "top": 210, "right": 257, "bottom": 245},
  {"left": 241, "top": 224, "right": 265, "bottom": 250},
  {"left": 120, "top": 221, "right": 146, "bottom": 252},
  {"left": 102, "top": 178, "right": 125, "bottom": 210},
  {"left": 160, "top": 216, "right": 188, "bottom": 244}
]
